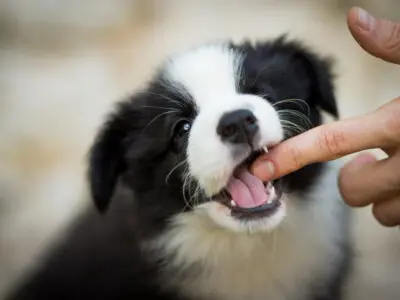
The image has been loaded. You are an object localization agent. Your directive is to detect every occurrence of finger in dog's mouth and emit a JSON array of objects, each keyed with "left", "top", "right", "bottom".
[{"left": 212, "top": 145, "right": 282, "bottom": 220}]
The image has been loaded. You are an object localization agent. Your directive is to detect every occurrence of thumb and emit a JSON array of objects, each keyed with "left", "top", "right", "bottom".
[
  {"left": 342, "top": 151, "right": 378, "bottom": 169},
  {"left": 347, "top": 7, "right": 400, "bottom": 64}
]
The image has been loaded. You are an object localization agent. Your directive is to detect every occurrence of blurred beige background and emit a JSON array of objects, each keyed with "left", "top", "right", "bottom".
[{"left": 1, "top": 0, "right": 400, "bottom": 298}]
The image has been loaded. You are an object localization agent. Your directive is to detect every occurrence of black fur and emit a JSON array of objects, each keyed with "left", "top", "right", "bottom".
[{"left": 7, "top": 37, "right": 349, "bottom": 300}]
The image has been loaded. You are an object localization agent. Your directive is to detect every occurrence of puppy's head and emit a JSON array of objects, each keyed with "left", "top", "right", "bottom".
[{"left": 88, "top": 37, "right": 337, "bottom": 234}]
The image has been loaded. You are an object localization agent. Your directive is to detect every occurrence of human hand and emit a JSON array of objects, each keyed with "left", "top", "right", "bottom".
[{"left": 251, "top": 7, "right": 400, "bottom": 226}]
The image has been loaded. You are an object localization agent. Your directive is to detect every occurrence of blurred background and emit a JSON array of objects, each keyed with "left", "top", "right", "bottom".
[{"left": 1, "top": 0, "right": 400, "bottom": 298}]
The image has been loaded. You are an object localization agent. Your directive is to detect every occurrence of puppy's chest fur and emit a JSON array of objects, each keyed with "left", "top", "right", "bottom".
[{"left": 149, "top": 166, "right": 348, "bottom": 300}]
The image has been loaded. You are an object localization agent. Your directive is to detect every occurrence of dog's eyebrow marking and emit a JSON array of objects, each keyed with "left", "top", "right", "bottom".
[{"left": 156, "top": 79, "right": 195, "bottom": 110}]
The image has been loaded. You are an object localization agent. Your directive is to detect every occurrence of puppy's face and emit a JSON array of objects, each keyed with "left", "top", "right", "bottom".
[{"left": 89, "top": 38, "right": 337, "bottom": 234}]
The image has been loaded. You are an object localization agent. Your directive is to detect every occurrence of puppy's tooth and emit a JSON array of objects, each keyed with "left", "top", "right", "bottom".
[
  {"left": 230, "top": 200, "right": 237, "bottom": 207},
  {"left": 263, "top": 146, "right": 269, "bottom": 153}
]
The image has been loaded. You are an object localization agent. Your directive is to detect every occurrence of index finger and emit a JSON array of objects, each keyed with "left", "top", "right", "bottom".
[{"left": 252, "top": 101, "right": 400, "bottom": 181}]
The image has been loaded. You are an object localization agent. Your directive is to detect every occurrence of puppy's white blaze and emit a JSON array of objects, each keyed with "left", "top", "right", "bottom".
[
  {"left": 165, "top": 44, "right": 242, "bottom": 104},
  {"left": 165, "top": 44, "right": 284, "bottom": 199},
  {"left": 186, "top": 108, "right": 234, "bottom": 195}
]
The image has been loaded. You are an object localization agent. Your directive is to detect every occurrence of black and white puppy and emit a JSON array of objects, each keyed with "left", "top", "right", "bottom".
[{"left": 8, "top": 37, "right": 350, "bottom": 300}]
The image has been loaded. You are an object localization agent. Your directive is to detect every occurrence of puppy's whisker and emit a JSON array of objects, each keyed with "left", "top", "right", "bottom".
[
  {"left": 194, "top": 186, "right": 205, "bottom": 207},
  {"left": 273, "top": 98, "right": 310, "bottom": 116},
  {"left": 142, "top": 90, "right": 185, "bottom": 108},
  {"left": 166, "top": 160, "right": 187, "bottom": 184},
  {"left": 181, "top": 169, "right": 200, "bottom": 211},
  {"left": 278, "top": 109, "right": 312, "bottom": 129},
  {"left": 139, "top": 105, "right": 180, "bottom": 112},
  {"left": 278, "top": 108, "right": 310, "bottom": 121},
  {"left": 250, "top": 62, "right": 272, "bottom": 88},
  {"left": 158, "top": 80, "right": 193, "bottom": 107},
  {"left": 141, "top": 110, "right": 178, "bottom": 134},
  {"left": 181, "top": 169, "right": 193, "bottom": 212},
  {"left": 189, "top": 186, "right": 200, "bottom": 208},
  {"left": 190, "top": 179, "right": 202, "bottom": 208},
  {"left": 280, "top": 120, "right": 307, "bottom": 135},
  {"left": 282, "top": 127, "right": 302, "bottom": 138}
]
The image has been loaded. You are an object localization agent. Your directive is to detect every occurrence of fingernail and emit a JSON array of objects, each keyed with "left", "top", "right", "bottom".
[
  {"left": 254, "top": 161, "right": 275, "bottom": 180},
  {"left": 357, "top": 8, "right": 375, "bottom": 31},
  {"left": 348, "top": 152, "right": 377, "bottom": 167}
]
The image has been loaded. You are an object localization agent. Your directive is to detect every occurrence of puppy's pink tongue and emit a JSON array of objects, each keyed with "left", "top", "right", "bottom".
[{"left": 227, "top": 168, "right": 268, "bottom": 208}]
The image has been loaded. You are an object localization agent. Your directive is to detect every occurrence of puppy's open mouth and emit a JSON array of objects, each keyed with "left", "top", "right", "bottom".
[{"left": 212, "top": 149, "right": 283, "bottom": 220}]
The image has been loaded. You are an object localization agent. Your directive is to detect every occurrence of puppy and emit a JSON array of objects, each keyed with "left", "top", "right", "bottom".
[{"left": 8, "top": 37, "right": 350, "bottom": 300}]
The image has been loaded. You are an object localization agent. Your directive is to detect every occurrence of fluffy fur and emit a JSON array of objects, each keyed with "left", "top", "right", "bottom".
[{"left": 7, "top": 37, "right": 351, "bottom": 300}]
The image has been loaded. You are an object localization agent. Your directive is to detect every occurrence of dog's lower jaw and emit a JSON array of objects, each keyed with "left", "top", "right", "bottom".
[
  {"left": 148, "top": 162, "right": 349, "bottom": 300},
  {"left": 202, "top": 200, "right": 287, "bottom": 233}
]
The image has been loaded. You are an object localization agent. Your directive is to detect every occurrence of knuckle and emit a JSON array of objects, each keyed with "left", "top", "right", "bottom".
[
  {"left": 383, "top": 22, "right": 400, "bottom": 53},
  {"left": 287, "top": 146, "right": 304, "bottom": 170},
  {"left": 318, "top": 129, "right": 346, "bottom": 158},
  {"left": 380, "top": 98, "right": 400, "bottom": 143}
]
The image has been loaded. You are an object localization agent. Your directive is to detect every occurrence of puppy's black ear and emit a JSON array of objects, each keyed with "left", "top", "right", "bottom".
[
  {"left": 88, "top": 103, "right": 130, "bottom": 213},
  {"left": 261, "top": 36, "right": 339, "bottom": 118},
  {"left": 296, "top": 47, "right": 338, "bottom": 118}
]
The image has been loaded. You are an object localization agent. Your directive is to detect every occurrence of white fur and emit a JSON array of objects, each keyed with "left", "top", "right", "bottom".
[
  {"left": 165, "top": 44, "right": 283, "bottom": 200},
  {"left": 151, "top": 162, "right": 346, "bottom": 300}
]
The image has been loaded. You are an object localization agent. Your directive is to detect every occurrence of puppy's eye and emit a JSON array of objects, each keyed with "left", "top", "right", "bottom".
[{"left": 174, "top": 120, "right": 191, "bottom": 138}]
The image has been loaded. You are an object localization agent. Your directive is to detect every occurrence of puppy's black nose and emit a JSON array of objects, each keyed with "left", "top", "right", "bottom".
[{"left": 217, "top": 109, "right": 259, "bottom": 144}]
